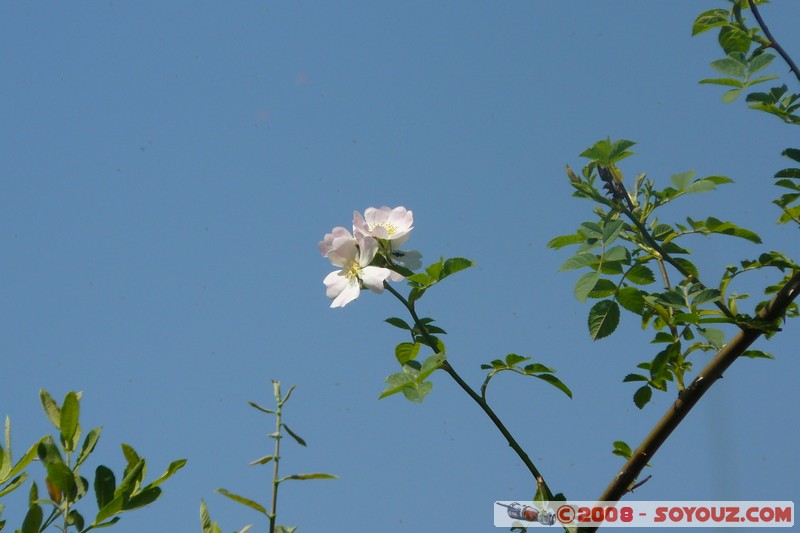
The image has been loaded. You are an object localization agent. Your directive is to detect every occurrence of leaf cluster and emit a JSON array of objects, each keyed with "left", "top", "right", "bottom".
[
  {"left": 5, "top": 390, "right": 184, "bottom": 533},
  {"left": 552, "top": 138, "right": 795, "bottom": 407},
  {"left": 479, "top": 354, "right": 572, "bottom": 400},
  {"left": 694, "top": 4, "right": 800, "bottom": 121}
]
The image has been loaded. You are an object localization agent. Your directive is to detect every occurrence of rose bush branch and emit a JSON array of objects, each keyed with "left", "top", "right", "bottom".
[
  {"left": 579, "top": 271, "right": 800, "bottom": 533},
  {"left": 320, "top": 206, "right": 573, "bottom": 504},
  {"left": 747, "top": 0, "right": 800, "bottom": 84},
  {"left": 382, "top": 282, "right": 557, "bottom": 502}
]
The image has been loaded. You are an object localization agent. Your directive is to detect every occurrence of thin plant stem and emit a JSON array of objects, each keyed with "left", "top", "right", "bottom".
[
  {"left": 383, "top": 282, "right": 556, "bottom": 501},
  {"left": 747, "top": 0, "right": 800, "bottom": 85},
  {"left": 269, "top": 390, "right": 283, "bottom": 533}
]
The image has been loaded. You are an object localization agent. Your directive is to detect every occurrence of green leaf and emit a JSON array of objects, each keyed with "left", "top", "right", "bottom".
[
  {"left": 248, "top": 401, "right": 276, "bottom": 415},
  {"left": 579, "top": 137, "right": 636, "bottom": 165},
  {"left": 670, "top": 170, "right": 696, "bottom": 190},
  {"left": 94, "top": 465, "right": 116, "bottom": 511},
  {"left": 401, "top": 381, "right": 433, "bottom": 403},
  {"left": 559, "top": 252, "right": 599, "bottom": 271},
  {"left": 248, "top": 455, "right": 274, "bottom": 466},
  {"left": 60, "top": 392, "right": 80, "bottom": 453},
  {"left": 748, "top": 53, "right": 775, "bottom": 74},
  {"left": 602, "top": 220, "right": 625, "bottom": 244},
  {"left": 418, "top": 352, "right": 446, "bottom": 382},
  {"left": 442, "top": 257, "right": 475, "bottom": 278},
  {"left": 5, "top": 440, "right": 40, "bottom": 483},
  {"left": 692, "top": 9, "right": 729, "bottom": 36},
  {"left": 407, "top": 272, "right": 432, "bottom": 287},
  {"left": 703, "top": 217, "right": 762, "bottom": 243},
  {"left": 650, "top": 345, "right": 676, "bottom": 378},
  {"left": 394, "top": 342, "right": 421, "bottom": 365},
  {"left": 384, "top": 317, "right": 411, "bottom": 330},
  {"left": 626, "top": 265, "right": 655, "bottom": 285},
  {"left": 523, "top": 363, "right": 555, "bottom": 374},
  {"left": 379, "top": 371, "right": 416, "bottom": 400},
  {"left": 114, "top": 458, "right": 144, "bottom": 500},
  {"left": 124, "top": 487, "right": 161, "bottom": 511},
  {"left": 76, "top": 427, "right": 101, "bottom": 468},
  {"left": 697, "top": 327, "right": 725, "bottom": 349},
  {"left": 280, "top": 473, "right": 338, "bottom": 481},
  {"left": 588, "top": 278, "right": 616, "bottom": 298},
  {"left": 200, "top": 500, "right": 219, "bottom": 533},
  {"left": 633, "top": 386, "right": 652, "bottom": 409},
  {"left": 39, "top": 389, "right": 61, "bottom": 430},
  {"left": 21, "top": 504, "right": 43, "bottom": 533},
  {"left": 616, "top": 287, "right": 645, "bottom": 315},
  {"left": 89, "top": 516, "right": 121, "bottom": 529},
  {"left": 783, "top": 148, "right": 800, "bottom": 164},
  {"left": 710, "top": 54, "right": 747, "bottom": 78},
  {"left": 685, "top": 178, "right": 721, "bottom": 194},
  {"left": 623, "top": 374, "right": 649, "bottom": 383},
  {"left": 282, "top": 424, "right": 307, "bottom": 447},
  {"left": 46, "top": 462, "right": 77, "bottom": 501},
  {"left": 95, "top": 494, "right": 126, "bottom": 523},
  {"left": 141, "top": 459, "right": 186, "bottom": 491},
  {"left": 0, "top": 473, "right": 27, "bottom": 498},
  {"left": 588, "top": 300, "right": 620, "bottom": 340},
  {"left": 504, "top": 353, "right": 529, "bottom": 367},
  {"left": 741, "top": 350, "right": 775, "bottom": 359},
  {"left": 532, "top": 373, "right": 573, "bottom": 399},
  {"left": 547, "top": 234, "right": 583, "bottom": 249},
  {"left": 120, "top": 443, "right": 140, "bottom": 469},
  {"left": 574, "top": 272, "right": 600, "bottom": 303},
  {"left": 718, "top": 25, "right": 750, "bottom": 54},
  {"left": 612, "top": 440, "right": 633, "bottom": 459},
  {"left": 216, "top": 488, "right": 268, "bottom": 515},
  {"left": 692, "top": 289, "right": 722, "bottom": 307},
  {"left": 603, "top": 246, "right": 629, "bottom": 263},
  {"left": 67, "top": 509, "right": 85, "bottom": 531},
  {"left": 699, "top": 77, "right": 745, "bottom": 88},
  {"left": 722, "top": 88, "right": 744, "bottom": 103},
  {"left": 424, "top": 260, "right": 443, "bottom": 281},
  {"left": 673, "top": 258, "right": 699, "bottom": 279},
  {"left": 36, "top": 437, "right": 63, "bottom": 466}
]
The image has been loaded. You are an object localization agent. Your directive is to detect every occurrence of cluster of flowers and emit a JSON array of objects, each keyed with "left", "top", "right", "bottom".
[{"left": 319, "top": 206, "right": 421, "bottom": 308}]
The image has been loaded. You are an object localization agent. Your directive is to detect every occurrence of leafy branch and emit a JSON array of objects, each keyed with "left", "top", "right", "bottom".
[{"left": 382, "top": 281, "right": 560, "bottom": 502}]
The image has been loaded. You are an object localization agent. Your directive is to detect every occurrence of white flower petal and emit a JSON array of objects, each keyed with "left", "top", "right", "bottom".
[
  {"left": 362, "top": 205, "right": 413, "bottom": 244},
  {"left": 326, "top": 237, "right": 358, "bottom": 267},
  {"left": 360, "top": 266, "right": 392, "bottom": 292},
  {"left": 331, "top": 280, "right": 361, "bottom": 308},
  {"left": 318, "top": 227, "right": 353, "bottom": 257},
  {"left": 356, "top": 233, "right": 378, "bottom": 266}
]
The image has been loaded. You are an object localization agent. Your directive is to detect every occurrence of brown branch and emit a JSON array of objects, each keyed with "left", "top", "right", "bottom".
[
  {"left": 748, "top": 0, "right": 800, "bottom": 85},
  {"left": 580, "top": 270, "right": 800, "bottom": 533}
]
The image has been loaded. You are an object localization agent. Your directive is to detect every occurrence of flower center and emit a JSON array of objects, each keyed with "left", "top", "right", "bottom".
[
  {"left": 369, "top": 222, "right": 398, "bottom": 236},
  {"left": 343, "top": 260, "right": 361, "bottom": 279}
]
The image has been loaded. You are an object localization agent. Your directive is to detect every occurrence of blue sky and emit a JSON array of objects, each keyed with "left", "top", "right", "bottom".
[{"left": 2, "top": 2, "right": 798, "bottom": 531}]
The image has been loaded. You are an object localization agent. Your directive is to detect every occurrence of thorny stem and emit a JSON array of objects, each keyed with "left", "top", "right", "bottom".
[
  {"left": 580, "top": 270, "right": 800, "bottom": 533},
  {"left": 383, "top": 282, "right": 556, "bottom": 502},
  {"left": 747, "top": 0, "right": 800, "bottom": 85}
]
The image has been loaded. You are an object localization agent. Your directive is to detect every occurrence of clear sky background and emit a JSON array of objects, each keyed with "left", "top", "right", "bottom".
[{"left": 2, "top": 2, "right": 799, "bottom": 532}]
